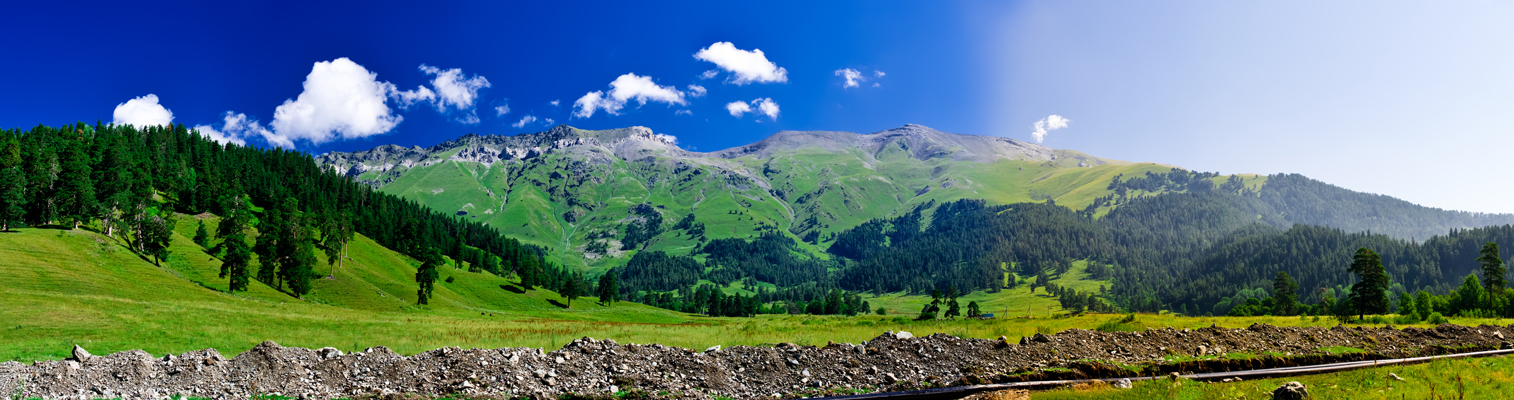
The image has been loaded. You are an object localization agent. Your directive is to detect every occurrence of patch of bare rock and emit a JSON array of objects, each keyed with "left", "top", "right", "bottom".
[{"left": 1, "top": 324, "right": 1510, "bottom": 399}]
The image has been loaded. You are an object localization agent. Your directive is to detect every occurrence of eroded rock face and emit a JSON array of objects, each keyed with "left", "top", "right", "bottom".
[{"left": 4, "top": 324, "right": 1510, "bottom": 400}]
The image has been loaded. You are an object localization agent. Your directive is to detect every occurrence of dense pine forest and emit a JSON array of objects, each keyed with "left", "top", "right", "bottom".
[
  {"left": 0, "top": 122, "right": 568, "bottom": 300},
  {"left": 5, "top": 122, "right": 1510, "bottom": 320}
]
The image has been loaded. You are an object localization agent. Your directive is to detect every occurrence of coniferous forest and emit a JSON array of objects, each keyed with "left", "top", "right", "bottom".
[
  {"left": 0, "top": 122, "right": 552, "bottom": 300},
  {"left": 4, "top": 122, "right": 1511, "bottom": 320}
]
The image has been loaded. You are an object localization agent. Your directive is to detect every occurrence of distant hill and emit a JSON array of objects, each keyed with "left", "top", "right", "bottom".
[
  {"left": 317, "top": 124, "right": 1514, "bottom": 269},
  {"left": 316, "top": 124, "right": 1179, "bottom": 270}
]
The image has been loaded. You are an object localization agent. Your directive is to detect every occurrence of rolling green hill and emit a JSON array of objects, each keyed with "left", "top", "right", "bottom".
[{"left": 316, "top": 124, "right": 1186, "bottom": 272}]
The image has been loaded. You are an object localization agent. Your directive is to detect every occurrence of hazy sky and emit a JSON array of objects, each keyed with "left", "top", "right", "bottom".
[{"left": 3, "top": 1, "right": 1511, "bottom": 213}]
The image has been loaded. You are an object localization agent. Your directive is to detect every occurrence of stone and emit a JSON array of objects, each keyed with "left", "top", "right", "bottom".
[
  {"left": 1113, "top": 378, "right": 1132, "bottom": 389},
  {"left": 1031, "top": 333, "right": 1052, "bottom": 343},
  {"left": 705, "top": 345, "right": 721, "bottom": 353},
  {"left": 317, "top": 347, "right": 344, "bottom": 360},
  {"left": 895, "top": 331, "right": 914, "bottom": 339},
  {"left": 1388, "top": 373, "right": 1404, "bottom": 381},
  {"left": 71, "top": 345, "right": 92, "bottom": 361},
  {"left": 1272, "top": 381, "right": 1308, "bottom": 400},
  {"left": 883, "top": 373, "right": 899, "bottom": 383},
  {"left": 1494, "top": 331, "right": 1505, "bottom": 340}
]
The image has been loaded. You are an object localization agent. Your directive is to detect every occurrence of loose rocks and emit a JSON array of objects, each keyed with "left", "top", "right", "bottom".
[
  {"left": 1272, "top": 381, "right": 1308, "bottom": 400},
  {"left": 2, "top": 323, "right": 1509, "bottom": 399}
]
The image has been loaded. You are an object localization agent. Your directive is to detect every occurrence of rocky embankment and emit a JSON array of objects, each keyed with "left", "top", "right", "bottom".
[{"left": 2, "top": 324, "right": 1510, "bottom": 399}]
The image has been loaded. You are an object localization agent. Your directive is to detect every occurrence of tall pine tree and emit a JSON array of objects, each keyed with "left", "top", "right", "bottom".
[
  {"left": 0, "top": 139, "right": 25, "bottom": 231},
  {"left": 1477, "top": 242, "right": 1506, "bottom": 293},
  {"left": 415, "top": 247, "right": 442, "bottom": 305},
  {"left": 216, "top": 196, "right": 253, "bottom": 292},
  {"left": 1348, "top": 247, "right": 1391, "bottom": 320}
]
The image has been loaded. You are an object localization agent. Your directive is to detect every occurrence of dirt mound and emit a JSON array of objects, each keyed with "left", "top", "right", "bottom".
[{"left": 3, "top": 324, "right": 1510, "bottom": 399}]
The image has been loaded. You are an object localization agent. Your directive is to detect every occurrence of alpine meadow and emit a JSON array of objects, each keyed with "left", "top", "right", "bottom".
[{"left": 5, "top": 2, "right": 1514, "bottom": 399}]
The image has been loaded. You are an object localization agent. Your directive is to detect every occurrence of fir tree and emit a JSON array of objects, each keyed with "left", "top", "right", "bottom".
[
  {"left": 57, "top": 137, "right": 96, "bottom": 229},
  {"left": 563, "top": 271, "right": 583, "bottom": 308},
  {"left": 944, "top": 286, "right": 961, "bottom": 319},
  {"left": 598, "top": 268, "right": 619, "bottom": 305},
  {"left": 415, "top": 247, "right": 442, "bottom": 305},
  {"left": 216, "top": 196, "right": 253, "bottom": 292},
  {"left": 1348, "top": 247, "right": 1391, "bottom": 319},
  {"left": 0, "top": 139, "right": 25, "bottom": 231},
  {"left": 193, "top": 219, "right": 210, "bottom": 248},
  {"left": 967, "top": 301, "right": 981, "bottom": 318},
  {"left": 1272, "top": 271, "right": 1299, "bottom": 316},
  {"left": 1477, "top": 242, "right": 1506, "bottom": 293},
  {"left": 142, "top": 211, "right": 176, "bottom": 266}
]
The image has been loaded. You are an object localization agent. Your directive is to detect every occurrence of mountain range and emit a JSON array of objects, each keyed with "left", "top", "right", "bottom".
[{"left": 315, "top": 124, "right": 1514, "bottom": 271}]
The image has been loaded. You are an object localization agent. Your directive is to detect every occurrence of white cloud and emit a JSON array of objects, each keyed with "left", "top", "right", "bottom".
[
  {"left": 418, "top": 65, "right": 490, "bottom": 124},
  {"left": 392, "top": 85, "right": 436, "bottom": 109},
  {"left": 549, "top": 99, "right": 560, "bottom": 107},
  {"left": 694, "top": 42, "right": 788, "bottom": 85},
  {"left": 675, "top": 109, "right": 693, "bottom": 116},
  {"left": 572, "top": 73, "right": 687, "bottom": 118},
  {"left": 725, "top": 101, "right": 752, "bottom": 117},
  {"left": 655, "top": 133, "right": 678, "bottom": 144},
  {"left": 544, "top": 118, "right": 555, "bottom": 125},
  {"left": 512, "top": 115, "right": 538, "bottom": 128},
  {"left": 754, "top": 98, "right": 780, "bottom": 120},
  {"left": 687, "top": 84, "right": 707, "bottom": 98},
  {"left": 872, "top": 83, "right": 881, "bottom": 88},
  {"left": 193, "top": 112, "right": 271, "bottom": 146},
  {"left": 699, "top": 70, "right": 719, "bottom": 79},
  {"left": 726, "top": 98, "right": 779, "bottom": 120},
  {"left": 495, "top": 104, "right": 511, "bottom": 116},
  {"left": 835, "top": 68, "right": 864, "bottom": 88},
  {"left": 268, "top": 58, "right": 403, "bottom": 147},
  {"left": 1031, "top": 115, "right": 1070, "bottom": 143},
  {"left": 875, "top": 70, "right": 886, "bottom": 78},
  {"left": 111, "top": 94, "right": 174, "bottom": 128}
]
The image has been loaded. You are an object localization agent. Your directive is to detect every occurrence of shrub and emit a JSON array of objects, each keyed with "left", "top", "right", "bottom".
[
  {"left": 444, "top": 276, "right": 454, "bottom": 283},
  {"left": 1426, "top": 312, "right": 1448, "bottom": 325},
  {"left": 1392, "top": 314, "right": 1419, "bottom": 325}
]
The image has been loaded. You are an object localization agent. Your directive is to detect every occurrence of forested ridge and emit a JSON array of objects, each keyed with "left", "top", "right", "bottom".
[{"left": 0, "top": 122, "right": 567, "bottom": 301}]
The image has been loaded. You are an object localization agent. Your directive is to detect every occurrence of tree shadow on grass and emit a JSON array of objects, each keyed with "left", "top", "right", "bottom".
[
  {"left": 546, "top": 299, "right": 570, "bottom": 309},
  {"left": 499, "top": 284, "right": 525, "bottom": 294}
]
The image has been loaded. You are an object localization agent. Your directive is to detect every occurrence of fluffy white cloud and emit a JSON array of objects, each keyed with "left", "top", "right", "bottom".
[
  {"left": 754, "top": 98, "right": 780, "bottom": 120},
  {"left": 268, "top": 58, "right": 404, "bottom": 147},
  {"left": 835, "top": 68, "right": 864, "bottom": 88},
  {"left": 112, "top": 94, "right": 174, "bottom": 128},
  {"left": 725, "top": 101, "right": 752, "bottom": 117},
  {"left": 875, "top": 70, "right": 886, "bottom": 78},
  {"left": 872, "top": 83, "right": 881, "bottom": 88},
  {"left": 512, "top": 115, "right": 538, "bottom": 128},
  {"left": 193, "top": 112, "right": 271, "bottom": 146},
  {"left": 495, "top": 104, "right": 511, "bottom": 116},
  {"left": 418, "top": 65, "right": 490, "bottom": 124},
  {"left": 572, "top": 73, "right": 687, "bottom": 118},
  {"left": 544, "top": 118, "right": 555, "bottom": 125},
  {"left": 1031, "top": 115, "right": 1070, "bottom": 143},
  {"left": 549, "top": 99, "right": 560, "bottom": 107},
  {"left": 675, "top": 109, "right": 693, "bottom": 116},
  {"left": 726, "top": 98, "right": 779, "bottom": 120},
  {"left": 392, "top": 85, "right": 436, "bottom": 109},
  {"left": 655, "top": 133, "right": 678, "bottom": 144},
  {"left": 694, "top": 42, "right": 788, "bottom": 85},
  {"left": 687, "top": 84, "right": 707, "bottom": 98},
  {"left": 699, "top": 70, "right": 719, "bottom": 79}
]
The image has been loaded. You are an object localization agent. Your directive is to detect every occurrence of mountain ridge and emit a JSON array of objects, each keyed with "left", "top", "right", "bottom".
[{"left": 312, "top": 124, "right": 1514, "bottom": 271}]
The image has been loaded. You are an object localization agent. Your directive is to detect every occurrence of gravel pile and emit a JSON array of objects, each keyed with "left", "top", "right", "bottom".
[{"left": 2, "top": 323, "right": 1510, "bottom": 399}]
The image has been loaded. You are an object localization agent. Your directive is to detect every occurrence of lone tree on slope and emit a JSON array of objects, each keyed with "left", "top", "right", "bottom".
[{"left": 416, "top": 247, "right": 442, "bottom": 305}]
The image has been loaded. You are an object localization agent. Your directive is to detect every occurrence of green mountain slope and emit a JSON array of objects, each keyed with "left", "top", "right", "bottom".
[
  {"left": 0, "top": 216, "right": 694, "bottom": 360},
  {"left": 317, "top": 124, "right": 1177, "bottom": 271}
]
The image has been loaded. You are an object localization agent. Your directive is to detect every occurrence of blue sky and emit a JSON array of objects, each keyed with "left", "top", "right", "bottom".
[{"left": 4, "top": 1, "right": 1513, "bottom": 213}]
